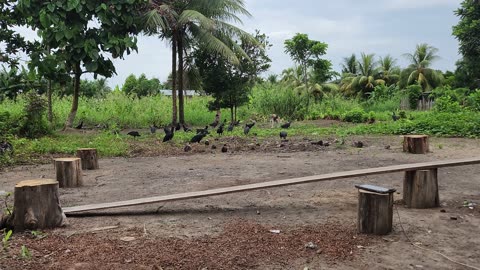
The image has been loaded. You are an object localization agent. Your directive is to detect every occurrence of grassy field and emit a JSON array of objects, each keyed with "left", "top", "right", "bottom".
[{"left": 2, "top": 89, "right": 480, "bottom": 169}]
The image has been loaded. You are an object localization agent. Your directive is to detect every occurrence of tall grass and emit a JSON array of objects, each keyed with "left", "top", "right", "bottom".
[{"left": 3, "top": 92, "right": 249, "bottom": 130}]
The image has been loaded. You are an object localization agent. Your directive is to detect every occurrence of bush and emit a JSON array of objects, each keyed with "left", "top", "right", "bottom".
[
  {"left": 342, "top": 108, "right": 368, "bottom": 123},
  {"left": 250, "top": 84, "right": 308, "bottom": 120},
  {"left": 19, "top": 92, "right": 50, "bottom": 138},
  {"left": 406, "top": 85, "right": 422, "bottom": 110},
  {"left": 465, "top": 89, "right": 480, "bottom": 111},
  {"left": 433, "top": 96, "right": 463, "bottom": 113}
]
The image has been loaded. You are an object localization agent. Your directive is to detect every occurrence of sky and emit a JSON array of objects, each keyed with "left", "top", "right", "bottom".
[{"left": 7, "top": 0, "right": 463, "bottom": 87}]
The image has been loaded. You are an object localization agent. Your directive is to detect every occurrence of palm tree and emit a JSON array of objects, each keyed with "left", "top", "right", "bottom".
[
  {"left": 340, "top": 53, "right": 383, "bottom": 97},
  {"left": 145, "top": 0, "right": 252, "bottom": 124},
  {"left": 341, "top": 54, "right": 358, "bottom": 74},
  {"left": 399, "top": 43, "right": 443, "bottom": 91},
  {"left": 281, "top": 66, "right": 338, "bottom": 100},
  {"left": 377, "top": 55, "right": 400, "bottom": 86}
]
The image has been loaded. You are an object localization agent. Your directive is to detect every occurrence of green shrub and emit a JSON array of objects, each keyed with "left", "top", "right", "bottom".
[
  {"left": 406, "top": 85, "right": 422, "bottom": 110},
  {"left": 434, "top": 96, "right": 463, "bottom": 113},
  {"left": 20, "top": 92, "right": 50, "bottom": 138},
  {"left": 250, "top": 84, "right": 308, "bottom": 120},
  {"left": 465, "top": 89, "right": 480, "bottom": 111},
  {"left": 342, "top": 108, "right": 368, "bottom": 123}
]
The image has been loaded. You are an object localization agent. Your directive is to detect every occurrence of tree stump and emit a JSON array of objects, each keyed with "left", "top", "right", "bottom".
[
  {"left": 403, "top": 135, "right": 429, "bottom": 154},
  {"left": 356, "top": 184, "right": 396, "bottom": 235},
  {"left": 11, "top": 179, "right": 67, "bottom": 232},
  {"left": 54, "top": 158, "right": 83, "bottom": 188},
  {"left": 76, "top": 148, "right": 99, "bottom": 170},
  {"left": 403, "top": 169, "right": 440, "bottom": 208}
]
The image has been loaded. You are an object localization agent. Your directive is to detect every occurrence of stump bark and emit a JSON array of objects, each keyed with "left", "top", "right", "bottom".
[
  {"left": 11, "top": 179, "right": 66, "bottom": 232},
  {"left": 54, "top": 158, "right": 83, "bottom": 188},
  {"left": 403, "top": 135, "right": 429, "bottom": 154},
  {"left": 76, "top": 148, "right": 99, "bottom": 170},
  {"left": 403, "top": 169, "right": 440, "bottom": 208},
  {"left": 357, "top": 189, "right": 394, "bottom": 235}
]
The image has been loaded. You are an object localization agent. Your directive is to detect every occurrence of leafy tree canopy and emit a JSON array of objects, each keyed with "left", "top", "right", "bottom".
[{"left": 453, "top": 0, "right": 480, "bottom": 89}]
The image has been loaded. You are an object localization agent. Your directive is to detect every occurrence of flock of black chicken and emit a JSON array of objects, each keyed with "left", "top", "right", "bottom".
[{"left": 124, "top": 118, "right": 293, "bottom": 151}]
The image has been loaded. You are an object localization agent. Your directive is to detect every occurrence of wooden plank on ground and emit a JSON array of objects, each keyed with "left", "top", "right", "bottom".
[{"left": 63, "top": 157, "right": 480, "bottom": 214}]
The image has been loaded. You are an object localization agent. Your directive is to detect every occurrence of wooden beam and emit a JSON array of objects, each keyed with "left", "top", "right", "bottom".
[{"left": 63, "top": 157, "right": 480, "bottom": 214}]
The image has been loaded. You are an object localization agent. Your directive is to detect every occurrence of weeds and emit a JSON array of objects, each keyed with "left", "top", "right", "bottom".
[{"left": 2, "top": 230, "right": 12, "bottom": 251}]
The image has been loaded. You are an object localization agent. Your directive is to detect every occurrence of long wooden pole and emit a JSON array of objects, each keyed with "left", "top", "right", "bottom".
[{"left": 63, "top": 157, "right": 480, "bottom": 214}]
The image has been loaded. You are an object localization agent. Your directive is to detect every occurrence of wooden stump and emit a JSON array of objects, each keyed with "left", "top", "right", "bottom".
[
  {"left": 76, "top": 148, "right": 99, "bottom": 170},
  {"left": 403, "top": 135, "right": 429, "bottom": 154},
  {"left": 54, "top": 158, "right": 83, "bottom": 188},
  {"left": 356, "top": 185, "right": 395, "bottom": 235},
  {"left": 11, "top": 179, "right": 66, "bottom": 232},
  {"left": 403, "top": 169, "right": 440, "bottom": 208}
]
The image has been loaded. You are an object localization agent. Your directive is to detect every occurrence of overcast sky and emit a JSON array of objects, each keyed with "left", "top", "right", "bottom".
[{"left": 8, "top": 0, "right": 464, "bottom": 87}]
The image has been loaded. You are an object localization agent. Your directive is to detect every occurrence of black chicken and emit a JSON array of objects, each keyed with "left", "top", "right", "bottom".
[
  {"left": 127, "top": 131, "right": 141, "bottom": 138},
  {"left": 190, "top": 131, "right": 207, "bottom": 143},
  {"left": 227, "top": 122, "right": 234, "bottom": 132},
  {"left": 280, "top": 122, "right": 291, "bottom": 129},
  {"left": 163, "top": 126, "right": 175, "bottom": 142},
  {"left": 175, "top": 122, "right": 181, "bottom": 131},
  {"left": 196, "top": 126, "right": 209, "bottom": 134},
  {"left": 244, "top": 125, "right": 251, "bottom": 135},
  {"left": 280, "top": 131, "right": 287, "bottom": 139},
  {"left": 150, "top": 125, "right": 157, "bottom": 134},
  {"left": 183, "top": 124, "right": 192, "bottom": 132},
  {"left": 392, "top": 112, "right": 399, "bottom": 122},
  {"left": 75, "top": 121, "right": 84, "bottom": 129}
]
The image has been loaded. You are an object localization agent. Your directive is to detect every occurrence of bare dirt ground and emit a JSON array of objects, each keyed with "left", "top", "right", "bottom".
[{"left": 1, "top": 134, "right": 480, "bottom": 270}]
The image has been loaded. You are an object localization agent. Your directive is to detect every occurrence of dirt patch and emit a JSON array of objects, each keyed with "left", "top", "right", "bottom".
[
  {"left": 1, "top": 135, "right": 480, "bottom": 269},
  {"left": 2, "top": 220, "right": 371, "bottom": 270}
]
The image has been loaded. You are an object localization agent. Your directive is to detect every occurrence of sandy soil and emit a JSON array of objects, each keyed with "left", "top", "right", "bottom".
[{"left": 1, "top": 135, "right": 480, "bottom": 269}]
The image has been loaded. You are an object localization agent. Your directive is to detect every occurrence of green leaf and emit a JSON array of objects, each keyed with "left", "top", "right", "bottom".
[
  {"left": 85, "top": 61, "right": 98, "bottom": 72},
  {"left": 47, "top": 3, "right": 55, "bottom": 12},
  {"left": 39, "top": 11, "right": 49, "bottom": 28},
  {"left": 65, "top": 29, "right": 74, "bottom": 40},
  {"left": 100, "top": 3, "right": 107, "bottom": 10},
  {"left": 66, "top": 0, "right": 80, "bottom": 11},
  {"left": 55, "top": 31, "right": 64, "bottom": 42}
]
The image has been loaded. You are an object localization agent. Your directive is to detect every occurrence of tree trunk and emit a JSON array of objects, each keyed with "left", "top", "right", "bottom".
[
  {"left": 10, "top": 179, "right": 67, "bottom": 232},
  {"left": 54, "top": 158, "right": 83, "bottom": 188},
  {"left": 177, "top": 35, "right": 185, "bottom": 124},
  {"left": 234, "top": 105, "right": 238, "bottom": 122},
  {"left": 230, "top": 106, "right": 234, "bottom": 123},
  {"left": 403, "top": 169, "right": 440, "bottom": 208},
  {"left": 47, "top": 79, "right": 53, "bottom": 124},
  {"left": 403, "top": 135, "right": 429, "bottom": 154},
  {"left": 171, "top": 36, "right": 178, "bottom": 125},
  {"left": 63, "top": 63, "right": 81, "bottom": 130},
  {"left": 76, "top": 148, "right": 99, "bottom": 170},
  {"left": 357, "top": 189, "right": 393, "bottom": 235}
]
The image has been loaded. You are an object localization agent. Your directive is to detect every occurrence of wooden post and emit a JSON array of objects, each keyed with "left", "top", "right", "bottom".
[
  {"left": 356, "top": 185, "right": 395, "bottom": 235},
  {"left": 403, "top": 169, "right": 440, "bottom": 208},
  {"left": 76, "top": 148, "right": 99, "bottom": 170},
  {"left": 403, "top": 135, "right": 429, "bottom": 154},
  {"left": 11, "top": 179, "right": 67, "bottom": 232},
  {"left": 54, "top": 158, "right": 83, "bottom": 188}
]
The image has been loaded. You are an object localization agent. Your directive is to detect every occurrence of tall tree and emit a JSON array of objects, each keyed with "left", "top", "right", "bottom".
[
  {"left": 284, "top": 33, "right": 328, "bottom": 89},
  {"left": 145, "top": 0, "right": 252, "bottom": 124},
  {"left": 18, "top": 0, "right": 147, "bottom": 129},
  {"left": 341, "top": 54, "right": 358, "bottom": 75},
  {"left": 453, "top": 0, "right": 480, "bottom": 89},
  {"left": 284, "top": 33, "right": 328, "bottom": 107},
  {"left": 195, "top": 31, "right": 271, "bottom": 122},
  {"left": 399, "top": 43, "right": 443, "bottom": 91},
  {"left": 377, "top": 55, "right": 400, "bottom": 86}
]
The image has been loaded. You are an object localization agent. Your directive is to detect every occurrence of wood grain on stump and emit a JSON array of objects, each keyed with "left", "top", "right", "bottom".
[
  {"left": 403, "top": 169, "right": 440, "bottom": 208},
  {"left": 54, "top": 158, "right": 83, "bottom": 188},
  {"left": 357, "top": 190, "right": 393, "bottom": 235},
  {"left": 11, "top": 179, "right": 66, "bottom": 232},
  {"left": 76, "top": 148, "right": 99, "bottom": 170},
  {"left": 403, "top": 135, "right": 429, "bottom": 154}
]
